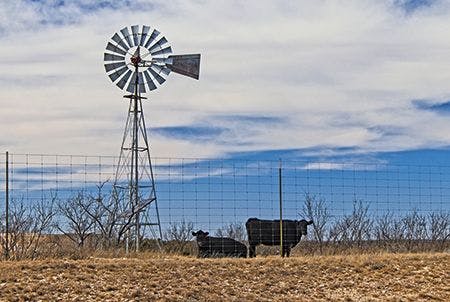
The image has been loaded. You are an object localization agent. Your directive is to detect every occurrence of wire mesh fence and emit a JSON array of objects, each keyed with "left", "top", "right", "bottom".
[{"left": 0, "top": 152, "right": 449, "bottom": 258}]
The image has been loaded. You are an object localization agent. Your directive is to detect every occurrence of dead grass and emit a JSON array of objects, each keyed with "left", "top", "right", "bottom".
[{"left": 0, "top": 253, "right": 448, "bottom": 301}]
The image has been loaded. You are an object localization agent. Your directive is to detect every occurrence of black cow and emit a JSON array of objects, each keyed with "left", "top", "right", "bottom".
[
  {"left": 192, "top": 230, "right": 247, "bottom": 258},
  {"left": 246, "top": 218, "right": 313, "bottom": 257}
]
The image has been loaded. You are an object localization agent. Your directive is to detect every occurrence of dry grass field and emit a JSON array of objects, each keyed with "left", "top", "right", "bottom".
[{"left": 0, "top": 253, "right": 448, "bottom": 301}]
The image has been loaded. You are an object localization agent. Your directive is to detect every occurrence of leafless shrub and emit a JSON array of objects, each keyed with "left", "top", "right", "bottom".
[
  {"left": 215, "top": 222, "right": 247, "bottom": 242},
  {"left": 80, "top": 185, "right": 125, "bottom": 248},
  {"left": 163, "top": 220, "right": 195, "bottom": 254},
  {"left": 374, "top": 213, "right": 405, "bottom": 251},
  {"left": 374, "top": 213, "right": 404, "bottom": 242},
  {"left": 427, "top": 212, "right": 450, "bottom": 248},
  {"left": 2, "top": 198, "right": 56, "bottom": 260},
  {"left": 402, "top": 210, "right": 427, "bottom": 251},
  {"left": 57, "top": 192, "right": 96, "bottom": 249},
  {"left": 329, "top": 200, "right": 373, "bottom": 250},
  {"left": 301, "top": 193, "right": 330, "bottom": 254},
  {"left": 77, "top": 182, "right": 149, "bottom": 250}
]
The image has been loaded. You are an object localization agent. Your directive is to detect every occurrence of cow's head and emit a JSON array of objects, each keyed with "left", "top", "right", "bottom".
[
  {"left": 192, "top": 230, "right": 209, "bottom": 247},
  {"left": 297, "top": 219, "right": 313, "bottom": 236}
]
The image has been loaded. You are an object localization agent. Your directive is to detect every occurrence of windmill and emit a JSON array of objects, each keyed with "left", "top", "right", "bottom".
[{"left": 104, "top": 25, "right": 200, "bottom": 252}]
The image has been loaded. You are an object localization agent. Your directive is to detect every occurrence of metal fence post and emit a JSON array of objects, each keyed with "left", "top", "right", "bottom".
[
  {"left": 5, "top": 151, "right": 9, "bottom": 260},
  {"left": 279, "top": 159, "right": 283, "bottom": 257}
]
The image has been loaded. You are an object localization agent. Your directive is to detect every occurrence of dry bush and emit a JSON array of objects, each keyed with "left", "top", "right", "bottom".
[
  {"left": 215, "top": 222, "right": 247, "bottom": 242},
  {"left": 1, "top": 198, "right": 56, "bottom": 260},
  {"left": 402, "top": 209, "right": 428, "bottom": 251},
  {"left": 57, "top": 192, "right": 97, "bottom": 249},
  {"left": 427, "top": 212, "right": 450, "bottom": 250},
  {"left": 297, "top": 195, "right": 450, "bottom": 255},
  {"left": 302, "top": 193, "right": 330, "bottom": 254},
  {"left": 373, "top": 210, "right": 450, "bottom": 253},
  {"left": 66, "top": 183, "right": 155, "bottom": 250},
  {"left": 328, "top": 199, "right": 373, "bottom": 251},
  {"left": 374, "top": 212, "right": 405, "bottom": 252},
  {"left": 163, "top": 220, "right": 195, "bottom": 255}
]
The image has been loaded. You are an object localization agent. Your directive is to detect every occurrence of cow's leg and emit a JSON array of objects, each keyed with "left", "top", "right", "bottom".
[
  {"left": 239, "top": 246, "right": 246, "bottom": 258},
  {"left": 249, "top": 244, "right": 256, "bottom": 257},
  {"left": 281, "top": 246, "right": 291, "bottom": 257},
  {"left": 286, "top": 247, "right": 291, "bottom": 257}
]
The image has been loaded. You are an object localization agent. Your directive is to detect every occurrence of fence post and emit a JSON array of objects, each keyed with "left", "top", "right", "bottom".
[
  {"left": 5, "top": 151, "right": 9, "bottom": 260},
  {"left": 279, "top": 159, "right": 283, "bottom": 257}
]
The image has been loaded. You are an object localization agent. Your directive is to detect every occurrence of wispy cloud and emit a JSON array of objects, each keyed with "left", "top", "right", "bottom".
[
  {"left": 152, "top": 125, "right": 227, "bottom": 142},
  {"left": 0, "top": 0, "right": 154, "bottom": 32},
  {"left": 395, "top": 0, "right": 435, "bottom": 13},
  {"left": 301, "top": 160, "right": 388, "bottom": 171},
  {"left": 413, "top": 99, "right": 450, "bottom": 114}
]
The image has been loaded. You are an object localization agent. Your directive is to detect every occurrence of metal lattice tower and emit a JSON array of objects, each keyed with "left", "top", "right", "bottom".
[{"left": 104, "top": 25, "right": 200, "bottom": 252}]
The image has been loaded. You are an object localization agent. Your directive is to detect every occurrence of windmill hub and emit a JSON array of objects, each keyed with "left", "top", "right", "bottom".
[{"left": 130, "top": 52, "right": 142, "bottom": 67}]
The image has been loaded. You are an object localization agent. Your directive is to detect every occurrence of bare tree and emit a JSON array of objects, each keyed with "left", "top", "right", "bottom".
[
  {"left": 374, "top": 213, "right": 405, "bottom": 251},
  {"left": 6, "top": 201, "right": 32, "bottom": 259},
  {"left": 82, "top": 188, "right": 120, "bottom": 247},
  {"left": 428, "top": 212, "right": 450, "bottom": 249},
  {"left": 402, "top": 210, "right": 427, "bottom": 251},
  {"left": 215, "top": 222, "right": 247, "bottom": 242},
  {"left": 74, "top": 181, "right": 157, "bottom": 251},
  {"left": 329, "top": 200, "right": 373, "bottom": 249},
  {"left": 163, "top": 220, "right": 194, "bottom": 253},
  {"left": 302, "top": 193, "right": 330, "bottom": 254},
  {"left": 30, "top": 199, "right": 56, "bottom": 258},
  {"left": 3, "top": 197, "right": 56, "bottom": 259},
  {"left": 57, "top": 192, "right": 96, "bottom": 248}
]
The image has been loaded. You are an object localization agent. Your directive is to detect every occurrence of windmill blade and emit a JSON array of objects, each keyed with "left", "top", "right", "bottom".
[
  {"left": 116, "top": 69, "right": 132, "bottom": 89},
  {"left": 144, "top": 29, "right": 160, "bottom": 48},
  {"left": 106, "top": 42, "right": 127, "bottom": 56},
  {"left": 148, "top": 66, "right": 166, "bottom": 85},
  {"left": 131, "top": 25, "right": 140, "bottom": 47},
  {"left": 108, "top": 66, "right": 128, "bottom": 82},
  {"left": 126, "top": 71, "right": 138, "bottom": 93},
  {"left": 111, "top": 33, "right": 130, "bottom": 51},
  {"left": 104, "top": 53, "right": 125, "bottom": 62},
  {"left": 151, "top": 46, "right": 172, "bottom": 56},
  {"left": 151, "top": 63, "right": 171, "bottom": 76},
  {"left": 139, "top": 83, "right": 146, "bottom": 93},
  {"left": 104, "top": 61, "right": 126, "bottom": 73},
  {"left": 137, "top": 72, "right": 146, "bottom": 93},
  {"left": 120, "top": 27, "right": 134, "bottom": 48},
  {"left": 148, "top": 36, "right": 168, "bottom": 53},
  {"left": 166, "top": 54, "right": 201, "bottom": 79},
  {"left": 143, "top": 70, "right": 157, "bottom": 91},
  {"left": 140, "top": 25, "right": 150, "bottom": 46}
]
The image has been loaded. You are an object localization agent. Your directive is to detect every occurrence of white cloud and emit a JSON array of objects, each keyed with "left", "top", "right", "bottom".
[{"left": 1, "top": 0, "right": 450, "bottom": 159}]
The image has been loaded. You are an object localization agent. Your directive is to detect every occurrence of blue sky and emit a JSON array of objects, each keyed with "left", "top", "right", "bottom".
[{"left": 1, "top": 0, "right": 450, "bottom": 167}]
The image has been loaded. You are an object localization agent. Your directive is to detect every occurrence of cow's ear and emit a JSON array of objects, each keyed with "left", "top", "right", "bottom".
[
  {"left": 307, "top": 220, "right": 313, "bottom": 225},
  {"left": 192, "top": 231, "right": 197, "bottom": 236},
  {"left": 205, "top": 232, "right": 209, "bottom": 236}
]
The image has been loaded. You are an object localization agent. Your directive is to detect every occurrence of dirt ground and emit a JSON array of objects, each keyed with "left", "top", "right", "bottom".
[{"left": 0, "top": 253, "right": 448, "bottom": 301}]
